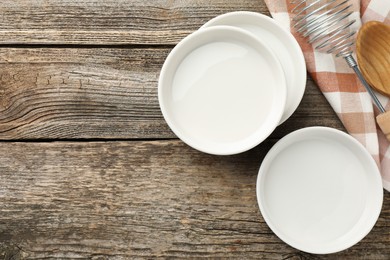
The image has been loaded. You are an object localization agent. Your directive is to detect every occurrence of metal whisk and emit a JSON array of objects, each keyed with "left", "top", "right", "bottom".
[{"left": 291, "top": 0, "right": 386, "bottom": 112}]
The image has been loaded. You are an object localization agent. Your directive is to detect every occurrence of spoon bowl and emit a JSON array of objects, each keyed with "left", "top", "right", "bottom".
[{"left": 357, "top": 21, "right": 390, "bottom": 97}]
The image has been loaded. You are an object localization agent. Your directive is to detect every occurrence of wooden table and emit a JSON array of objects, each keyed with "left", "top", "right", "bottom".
[{"left": 0, "top": 1, "right": 389, "bottom": 259}]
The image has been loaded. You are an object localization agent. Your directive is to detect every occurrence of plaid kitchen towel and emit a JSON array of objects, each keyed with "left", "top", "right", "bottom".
[{"left": 264, "top": 0, "right": 390, "bottom": 191}]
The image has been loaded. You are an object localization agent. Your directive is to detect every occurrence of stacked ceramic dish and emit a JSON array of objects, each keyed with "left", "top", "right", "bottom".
[
  {"left": 158, "top": 11, "right": 383, "bottom": 255},
  {"left": 158, "top": 11, "right": 306, "bottom": 155}
]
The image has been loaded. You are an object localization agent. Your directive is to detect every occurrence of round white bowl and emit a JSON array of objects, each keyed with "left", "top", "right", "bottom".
[
  {"left": 257, "top": 127, "right": 383, "bottom": 254},
  {"left": 158, "top": 26, "right": 286, "bottom": 155}
]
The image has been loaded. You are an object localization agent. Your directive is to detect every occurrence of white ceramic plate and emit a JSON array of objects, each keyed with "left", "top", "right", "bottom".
[
  {"left": 257, "top": 127, "right": 383, "bottom": 254},
  {"left": 202, "top": 11, "right": 307, "bottom": 124},
  {"left": 159, "top": 26, "right": 286, "bottom": 155}
]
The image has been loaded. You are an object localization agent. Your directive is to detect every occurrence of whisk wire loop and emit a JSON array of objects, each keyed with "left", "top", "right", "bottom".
[
  {"left": 292, "top": 0, "right": 330, "bottom": 19},
  {"left": 290, "top": 0, "right": 386, "bottom": 112},
  {"left": 300, "top": 4, "right": 352, "bottom": 37},
  {"left": 293, "top": 0, "right": 336, "bottom": 24},
  {"left": 291, "top": 0, "right": 355, "bottom": 58}
]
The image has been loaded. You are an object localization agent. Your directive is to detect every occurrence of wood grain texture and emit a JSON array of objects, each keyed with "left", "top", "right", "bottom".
[
  {"left": 1, "top": 0, "right": 383, "bottom": 259},
  {"left": 0, "top": 140, "right": 389, "bottom": 259},
  {"left": 0, "top": 47, "right": 343, "bottom": 140},
  {"left": 0, "top": 0, "right": 268, "bottom": 45},
  {"left": 0, "top": 47, "right": 170, "bottom": 139}
]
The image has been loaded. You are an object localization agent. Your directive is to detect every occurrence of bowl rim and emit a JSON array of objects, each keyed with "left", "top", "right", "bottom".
[{"left": 158, "top": 25, "right": 287, "bottom": 155}]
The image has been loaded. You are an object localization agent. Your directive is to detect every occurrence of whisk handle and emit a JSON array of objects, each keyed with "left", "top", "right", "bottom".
[
  {"left": 343, "top": 55, "right": 390, "bottom": 141},
  {"left": 344, "top": 55, "right": 386, "bottom": 113}
]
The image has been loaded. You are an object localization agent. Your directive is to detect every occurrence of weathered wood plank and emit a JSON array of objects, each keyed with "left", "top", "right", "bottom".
[
  {"left": 0, "top": 0, "right": 268, "bottom": 45},
  {"left": 0, "top": 140, "right": 388, "bottom": 259},
  {"left": 0, "top": 47, "right": 343, "bottom": 140}
]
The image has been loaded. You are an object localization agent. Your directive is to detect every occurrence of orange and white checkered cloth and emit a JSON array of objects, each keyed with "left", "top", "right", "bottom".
[{"left": 264, "top": 0, "right": 390, "bottom": 191}]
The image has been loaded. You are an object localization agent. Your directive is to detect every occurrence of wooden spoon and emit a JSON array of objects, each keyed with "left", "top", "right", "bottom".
[
  {"left": 357, "top": 21, "right": 390, "bottom": 141},
  {"left": 357, "top": 21, "right": 390, "bottom": 97}
]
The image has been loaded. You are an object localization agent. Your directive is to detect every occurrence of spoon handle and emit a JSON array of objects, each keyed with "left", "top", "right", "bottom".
[
  {"left": 344, "top": 55, "right": 386, "bottom": 113},
  {"left": 377, "top": 112, "right": 390, "bottom": 142}
]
